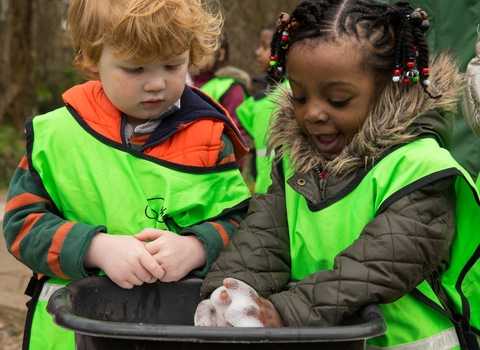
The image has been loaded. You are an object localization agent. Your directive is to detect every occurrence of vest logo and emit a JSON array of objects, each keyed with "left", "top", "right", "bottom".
[{"left": 145, "top": 197, "right": 169, "bottom": 225}]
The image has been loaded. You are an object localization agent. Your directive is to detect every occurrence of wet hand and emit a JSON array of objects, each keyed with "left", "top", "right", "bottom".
[{"left": 194, "top": 278, "right": 284, "bottom": 327}]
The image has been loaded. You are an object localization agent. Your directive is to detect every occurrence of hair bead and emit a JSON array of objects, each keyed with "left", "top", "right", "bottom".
[
  {"left": 409, "top": 11, "right": 422, "bottom": 26},
  {"left": 419, "top": 20, "right": 430, "bottom": 32}
]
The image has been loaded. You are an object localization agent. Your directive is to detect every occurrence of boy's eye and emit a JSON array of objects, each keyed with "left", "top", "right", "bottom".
[
  {"left": 329, "top": 98, "right": 351, "bottom": 107},
  {"left": 123, "top": 67, "right": 143, "bottom": 73}
]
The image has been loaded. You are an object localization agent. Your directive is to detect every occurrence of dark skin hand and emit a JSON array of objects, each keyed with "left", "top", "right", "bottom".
[{"left": 219, "top": 278, "right": 285, "bottom": 327}]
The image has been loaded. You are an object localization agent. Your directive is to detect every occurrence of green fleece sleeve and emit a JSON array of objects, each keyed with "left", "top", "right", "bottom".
[
  {"left": 180, "top": 207, "right": 247, "bottom": 277},
  {"left": 3, "top": 156, "right": 105, "bottom": 280}
]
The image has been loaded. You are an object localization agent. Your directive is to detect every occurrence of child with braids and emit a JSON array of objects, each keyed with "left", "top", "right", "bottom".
[{"left": 195, "top": 0, "right": 480, "bottom": 349}]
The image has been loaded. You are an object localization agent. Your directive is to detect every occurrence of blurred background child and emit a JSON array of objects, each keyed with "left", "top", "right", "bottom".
[
  {"left": 236, "top": 22, "right": 290, "bottom": 194},
  {"left": 190, "top": 30, "right": 252, "bottom": 173}
]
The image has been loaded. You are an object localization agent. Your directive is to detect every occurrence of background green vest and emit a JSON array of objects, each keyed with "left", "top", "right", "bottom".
[
  {"left": 237, "top": 95, "right": 275, "bottom": 193},
  {"left": 199, "top": 77, "right": 241, "bottom": 103},
  {"left": 237, "top": 80, "right": 289, "bottom": 194}
]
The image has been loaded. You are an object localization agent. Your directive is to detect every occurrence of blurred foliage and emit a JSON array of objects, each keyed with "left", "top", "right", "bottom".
[
  {"left": 0, "top": 124, "right": 25, "bottom": 188},
  {"left": 0, "top": 0, "right": 299, "bottom": 188}
]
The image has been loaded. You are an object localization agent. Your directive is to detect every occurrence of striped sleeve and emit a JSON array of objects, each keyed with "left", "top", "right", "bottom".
[
  {"left": 216, "top": 133, "right": 237, "bottom": 165},
  {"left": 2, "top": 156, "right": 105, "bottom": 280},
  {"left": 180, "top": 207, "right": 247, "bottom": 277}
]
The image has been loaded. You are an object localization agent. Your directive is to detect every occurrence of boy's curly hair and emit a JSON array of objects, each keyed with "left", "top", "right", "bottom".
[{"left": 67, "top": 0, "right": 223, "bottom": 78}]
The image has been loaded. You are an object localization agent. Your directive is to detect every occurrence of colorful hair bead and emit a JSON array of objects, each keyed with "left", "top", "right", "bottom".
[
  {"left": 281, "top": 30, "right": 289, "bottom": 49},
  {"left": 392, "top": 41, "right": 430, "bottom": 88},
  {"left": 269, "top": 55, "right": 277, "bottom": 67}
]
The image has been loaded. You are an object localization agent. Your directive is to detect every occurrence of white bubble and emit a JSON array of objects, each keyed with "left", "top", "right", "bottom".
[{"left": 195, "top": 278, "right": 266, "bottom": 327}]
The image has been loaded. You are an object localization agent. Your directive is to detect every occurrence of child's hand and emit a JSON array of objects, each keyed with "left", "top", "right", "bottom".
[
  {"left": 135, "top": 229, "right": 206, "bottom": 282},
  {"left": 84, "top": 233, "right": 165, "bottom": 289},
  {"left": 194, "top": 299, "right": 229, "bottom": 327},
  {"left": 195, "top": 278, "right": 284, "bottom": 327}
]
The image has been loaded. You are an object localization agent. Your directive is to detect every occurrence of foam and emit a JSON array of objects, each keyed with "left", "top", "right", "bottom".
[{"left": 194, "top": 278, "right": 265, "bottom": 327}]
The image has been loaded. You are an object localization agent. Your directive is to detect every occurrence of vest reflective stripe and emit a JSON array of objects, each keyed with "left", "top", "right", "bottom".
[
  {"left": 199, "top": 77, "right": 237, "bottom": 102},
  {"left": 32, "top": 278, "right": 75, "bottom": 350},
  {"left": 283, "top": 137, "right": 480, "bottom": 348},
  {"left": 366, "top": 327, "right": 459, "bottom": 350},
  {"left": 256, "top": 149, "right": 267, "bottom": 157},
  {"left": 26, "top": 107, "right": 251, "bottom": 349},
  {"left": 38, "top": 283, "right": 64, "bottom": 302}
]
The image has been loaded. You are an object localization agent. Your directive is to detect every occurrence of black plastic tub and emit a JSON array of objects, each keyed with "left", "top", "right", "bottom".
[{"left": 47, "top": 275, "right": 386, "bottom": 350}]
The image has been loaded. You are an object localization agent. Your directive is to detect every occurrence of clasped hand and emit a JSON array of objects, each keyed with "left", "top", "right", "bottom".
[
  {"left": 194, "top": 278, "right": 284, "bottom": 327},
  {"left": 84, "top": 229, "right": 206, "bottom": 289}
]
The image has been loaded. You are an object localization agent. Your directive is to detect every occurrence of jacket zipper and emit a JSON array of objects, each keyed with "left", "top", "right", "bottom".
[
  {"left": 314, "top": 166, "right": 328, "bottom": 201},
  {"left": 319, "top": 170, "right": 328, "bottom": 201}
]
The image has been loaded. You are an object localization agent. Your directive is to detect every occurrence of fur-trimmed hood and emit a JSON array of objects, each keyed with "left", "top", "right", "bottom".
[
  {"left": 215, "top": 65, "right": 252, "bottom": 90},
  {"left": 268, "top": 52, "right": 464, "bottom": 176}
]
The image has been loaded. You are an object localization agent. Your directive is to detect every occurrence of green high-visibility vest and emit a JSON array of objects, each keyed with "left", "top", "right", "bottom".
[
  {"left": 26, "top": 105, "right": 251, "bottom": 349},
  {"left": 237, "top": 95, "right": 274, "bottom": 193},
  {"left": 284, "top": 137, "right": 480, "bottom": 349},
  {"left": 237, "top": 80, "right": 289, "bottom": 194},
  {"left": 199, "top": 77, "right": 239, "bottom": 103}
]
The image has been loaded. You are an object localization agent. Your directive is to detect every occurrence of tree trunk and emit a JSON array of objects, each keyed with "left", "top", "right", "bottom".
[{"left": 0, "top": 0, "right": 33, "bottom": 127}]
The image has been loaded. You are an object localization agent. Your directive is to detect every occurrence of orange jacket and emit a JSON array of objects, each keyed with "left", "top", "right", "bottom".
[{"left": 62, "top": 81, "right": 249, "bottom": 166}]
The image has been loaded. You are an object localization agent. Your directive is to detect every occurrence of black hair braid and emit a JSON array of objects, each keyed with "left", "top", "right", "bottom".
[
  {"left": 267, "top": 28, "right": 286, "bottom": 81},
  {"left": 268, "top": 0, "right": 438, "bottom": 99},
  {"left": 401, "top": 21, "right": 415, "bottom": 65},
  {"left": 393, "top": 24, "right": 405, "bottom": 68},
  {"left": 268, "top": 0, "right": 332, "bottom": 82},
  {"left": 389, "top": 1, "right": 439, "bottom": 98},
  {"left": 412, "top": 26, "right": 435, "bottom": 97}
]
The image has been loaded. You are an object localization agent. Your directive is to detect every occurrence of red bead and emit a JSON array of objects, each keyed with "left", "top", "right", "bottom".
[
  {"left": 269, "top": 55, "right": 276, "bottom": 61},
  {"left": 403, "top": 78, "right": 411, "bottom": 85},
  {"left": 413, "top": 46, "right": 418, "bottom": 51},
  {"left": 406, "top": 61, "right": 415, "bottom": 68},
  {"left": 393, "top": 69, "right": 401, "bottom": 75},
  {"left": 282, "top": 35, "right": 288, "bottom": 41},
  {"left": 422, "top": 68, "right": 430, "bottom": 74}
]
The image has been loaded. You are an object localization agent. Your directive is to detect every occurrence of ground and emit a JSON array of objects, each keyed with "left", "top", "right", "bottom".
[
  {"left": 0, "top": 188, "right": 25, "bottom": 350},
  {"left": 0, "top": 306, "right": 24, "bottom": 350}
]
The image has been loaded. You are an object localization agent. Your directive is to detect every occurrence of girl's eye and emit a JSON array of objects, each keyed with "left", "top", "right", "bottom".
[
  {"left": 289, "top": 95, "right": 306, "bottom": 104},
  {"left": 166, "top": 65, "right": 181, "bottom": 70},
  {"left": 123, "top": 67, "right": 143, "bottom": 73},
  {"left": 329, "top": 98, "right": 351, "bottom": 107}
]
